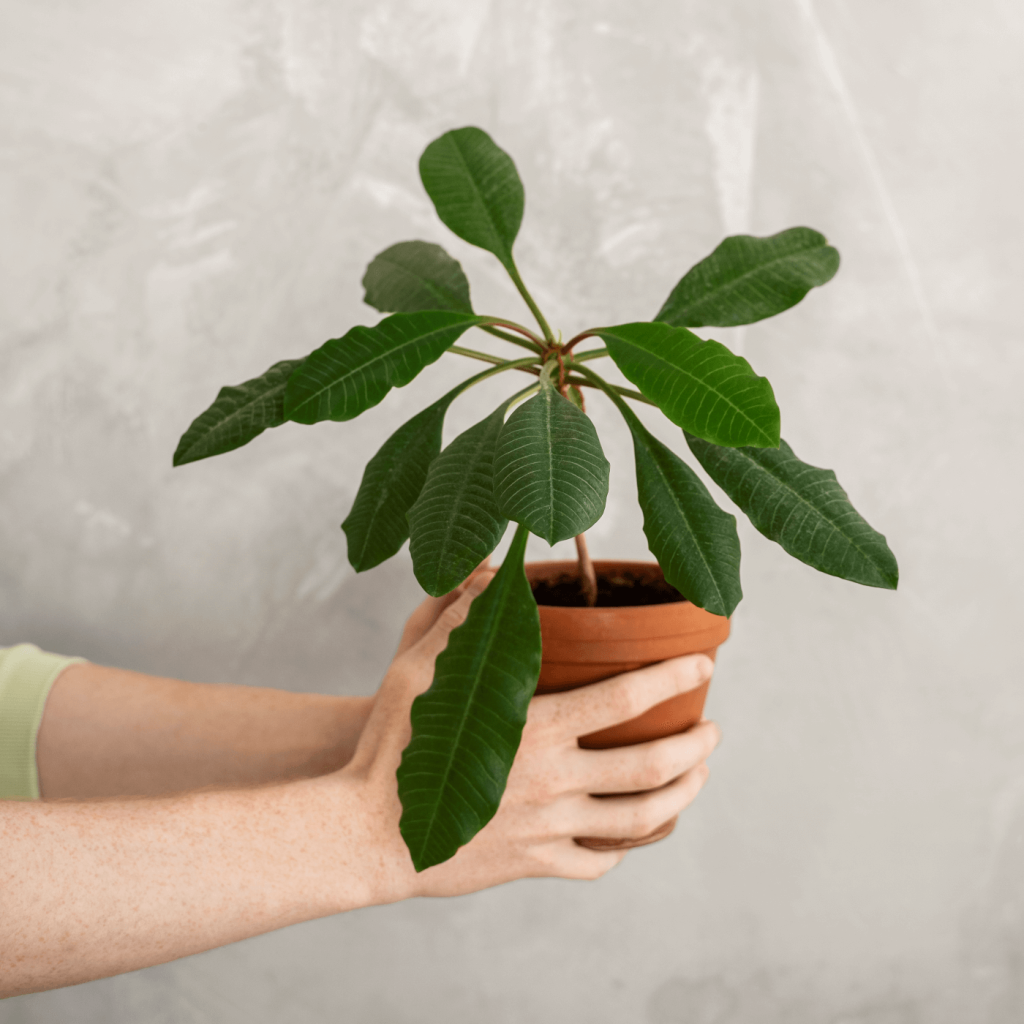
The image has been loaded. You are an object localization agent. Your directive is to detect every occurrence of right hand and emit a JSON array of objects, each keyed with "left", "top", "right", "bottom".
[{"left": 340, "top": 572, "right": 721, "bottom": 904}]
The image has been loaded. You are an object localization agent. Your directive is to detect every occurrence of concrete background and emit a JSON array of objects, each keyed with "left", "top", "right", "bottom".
[{"left": 2, "top": 0, "right": 1022, "bottom": 1020}]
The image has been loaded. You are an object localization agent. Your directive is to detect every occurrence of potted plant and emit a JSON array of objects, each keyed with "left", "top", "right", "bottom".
[{"left": 173, "top": 126, "right": 898, "bottom": 872}]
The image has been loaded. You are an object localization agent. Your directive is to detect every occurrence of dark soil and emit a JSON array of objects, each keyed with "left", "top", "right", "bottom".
[{"left": 531, "top": 569, "right": 687, "bottom": 608}]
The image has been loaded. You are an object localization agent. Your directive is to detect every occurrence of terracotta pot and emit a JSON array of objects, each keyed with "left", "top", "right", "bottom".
[{"left": 525, "top": 560, "right": 730, "bottom": 851}]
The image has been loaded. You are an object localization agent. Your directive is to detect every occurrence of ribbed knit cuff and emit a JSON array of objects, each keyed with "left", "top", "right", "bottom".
[{"left": 0, "top": 644, "right": 84, "bottom": 800}]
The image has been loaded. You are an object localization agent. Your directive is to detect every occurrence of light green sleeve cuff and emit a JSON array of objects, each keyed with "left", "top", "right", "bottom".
[{"left": 0, "top": 644, "right": 85, "bottom": 800}]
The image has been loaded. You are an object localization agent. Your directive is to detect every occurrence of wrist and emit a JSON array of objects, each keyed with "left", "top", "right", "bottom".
[{"left": 308, "top": 767, "right": 418, "bottom": 913}]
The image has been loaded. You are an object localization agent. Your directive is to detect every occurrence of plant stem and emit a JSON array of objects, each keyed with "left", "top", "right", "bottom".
[
  {"left": 564, "top": 372, "right": 656, "bottom": 407},
  {"left": 448, "top": 346, "right": 540, "bottom": 373},
  {"left": 563, "top": 329, "right": 602, "bottom": 354},
  {"left": 454, "top": 357, "right": 545, "bottom": 396},
  {"left": 506, "top": 382, "right": 542, "bottom": 410},
  {"left": 479, "top": 324, "right": 543, "bottom": 352},
  {"left": 504, "top": 262, "right": 555, "bottom": 344},
  {"left": 480, "top": 317, "right": 546, "bottom": 352},
  {"left": 574, "top": 532, "right": 598, "bottom": 607},
  {"left": 569, "top": 348, "right": 609, "bottom": 363}
]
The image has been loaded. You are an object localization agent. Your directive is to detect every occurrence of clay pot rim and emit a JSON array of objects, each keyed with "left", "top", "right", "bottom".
[{"left": 524, "top": 558, "right": 691, "bottom": 612}]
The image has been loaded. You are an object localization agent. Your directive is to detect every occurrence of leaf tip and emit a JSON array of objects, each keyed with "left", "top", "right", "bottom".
[{"left": 171, "top": 442, "right": 196, "bottom": 468}]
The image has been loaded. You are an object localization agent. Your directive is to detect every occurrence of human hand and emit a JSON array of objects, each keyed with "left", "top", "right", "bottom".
[
  {"left": 391, "top": 558, "right": 492, "bottom": 658},
  {"left": 339, "top": 571, "right": 720, "bottom": 905}
]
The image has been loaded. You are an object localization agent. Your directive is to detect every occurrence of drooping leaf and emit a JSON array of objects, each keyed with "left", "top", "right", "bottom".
[
  {"left": 342, "top": 391, "right": 459, "bottom": 573},
  {"left": 362, "top": 240, "right": 473, "bottom": 315},
  {"left": 493, "top": 378, "right": 610, "bottom": 544},
  {"left": 686, "top": 434, "right": 898, "bottom": 589},
  {"left": 284, "top": 311, "right": 486, "bottom": 425},
  {"left": 398, "top": 523, "right": 541, "bottom": 871},
  {"left": 419, "top": 127, "right": 524, "bottom": 272},
  {"left": 173, "top": 359, "right": 303, "bottom": 467},
  {"left": 655, "top": 227, "right": 840, "bottom": 328},
  {"left": 597, "top": 321, "right": 780, "bottom": 448},
  {"left": 408, "top": 403, "right": 511, "bottom": 597},
  {"left": 613, "top": 401, "right": 742, "bottom": 617}
]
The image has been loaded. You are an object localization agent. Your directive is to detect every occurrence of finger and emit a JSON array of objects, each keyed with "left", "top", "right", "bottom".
[
  {"left": 361, "top": 570, "right": 497, "bottom": 761},
  {"left": 412, "top": 569, "right": 496, "bottom": 661},
  {"left": 394, "top": 559, "right": 495, "bottom": 656},
  {"left": 570, "top": 763, "right": 710, "bottom": 840},
  {"left": 395, "top": 595, "right": 451, "bottom": 657},
  {"left": 568, "top": 720, "right": 721, "bottom": 795},
  {"left": 537, "top": 654, "right": 715, "bottom": 742},
  {"left": 534, "top": 839, "right": 628, "bottom": 881}
]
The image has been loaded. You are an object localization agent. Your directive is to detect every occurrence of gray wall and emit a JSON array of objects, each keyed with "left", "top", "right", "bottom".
[{"left": 2, "top": 1, "right": 1022, "bottom": 1021}]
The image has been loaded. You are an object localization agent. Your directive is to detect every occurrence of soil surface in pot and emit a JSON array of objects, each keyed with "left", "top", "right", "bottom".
[{"left": 530, "top": 568, "right": 687, "bottom": 608}]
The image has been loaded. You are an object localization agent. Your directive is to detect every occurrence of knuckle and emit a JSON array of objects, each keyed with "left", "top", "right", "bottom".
[
  {"left": 671, "top": 653, "right": 711, "bottom": 690},
  {"left": 639, "top": 747, "right": 676, "bottom": 789},
  {"left": 528, "top": 846, "right": 561, "bottom": 875},
  {"left": 696, "top": 653, "right": 715, "bottom": 680},
  {"left": 608, "top": 680, "right": 645, "bottom": 723},
  {"left": 528, "top": 775, "right": 561, "bottom": 807},
  {"left": 438, "top": 602, "right": 469, "bottom": 632},
  {"left": 629, "top": 801, "right": 662, "bottom": 837}
]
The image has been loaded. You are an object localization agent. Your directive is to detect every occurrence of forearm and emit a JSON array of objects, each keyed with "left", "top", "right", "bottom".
[
  {"left": 37, "top": 663, "right": 373, "bottom": 799},
  {"left": 0, "top": 773, "right": 393, "bottom": 997}
]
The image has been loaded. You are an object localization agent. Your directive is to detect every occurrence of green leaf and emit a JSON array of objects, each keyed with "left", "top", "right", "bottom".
[
  {"left": 419, "top": 127, "right": 524, "bottom": 272},
  {"left": 597, "top": 321, "right": 780, "bottom": 448},
  {"left": 362, "top": 240, "right": 473, "bottom": 315},
  {"left": 342, "top": 391, "right": 459, "bottom": 573},
  {"left": 398, "top": 523, "right": 541, "bottom": 871},
  {"left": 173, "top": 359, "right": 302, "bottom": 467},
  {"left": 284, "top": 311, "right": 486, "bottom": 425},
  {"left": 408, "top": 403, "right": 511, "bottom": 597},
  {"left": 493, "top": 379, "right": 610, "bottom": 544},
  {"left": 655, "top": 227, "right": 840, "bottom": 328},
  {"left": 685, "top": 434, "right": 898, "bottom": 589},
  {"left": 620, "top": 407, "right": 742, "bottom": 617}
]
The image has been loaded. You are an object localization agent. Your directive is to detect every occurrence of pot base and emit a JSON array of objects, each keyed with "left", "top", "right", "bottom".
[{"left": 574, "top": 815, "right": 677, "bottom": 851}]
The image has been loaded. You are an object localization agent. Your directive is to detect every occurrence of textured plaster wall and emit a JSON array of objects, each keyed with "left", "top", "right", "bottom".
[{"left": 2, "top": 1, "right": 1022, "bottom": 1021}]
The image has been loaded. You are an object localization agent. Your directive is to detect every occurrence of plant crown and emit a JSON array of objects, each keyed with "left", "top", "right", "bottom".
[{"left": 174, "top": 127, "right": 898, "bottom": 871}]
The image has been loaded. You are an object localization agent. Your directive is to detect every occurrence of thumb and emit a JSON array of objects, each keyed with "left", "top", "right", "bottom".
[
  {"left": 350, "top": 569, "right": 497, "bottom": 766},
  {"left": 412, "top": 569, "right": 495, "bottom": 662},
  {"left": 394, "top": 558, "right": 494, "bottom": 657}
]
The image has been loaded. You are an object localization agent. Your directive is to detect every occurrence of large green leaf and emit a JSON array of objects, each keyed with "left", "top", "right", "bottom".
[
  {"left": 492, "top": 379, "right": 610, "bottom": 544},
  {"left": 342, "top": 391, "right": 459, "bottom": 573},
  {"left": 655, "top": 227, "right": 840, "bottom": 328},
  {"left": 362, "top": 240, "right": 473, "bottom": 315},
  {"left": 408, "top": 403, "right": 510, "bottom": 597},
  {"left": 284, "top": 311, "right": 485, "bottom": 425},
  {"left": 686, "top": 434, "right": 898, "bottom": 589},
  {"left": 419, "top": 127, "right": 524, "bottom": 272},
  {"left": 596, "top": 321, "right": 780, "bottom": 448},
  {"left": 398, "top": 523, "right": 541, "bottom": 871},
  {"left": 609, "top": 398, "right": 742, "bottom": 617},
  {"left": 173, "top": 358, "right": 302, "bottom": 467}
]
